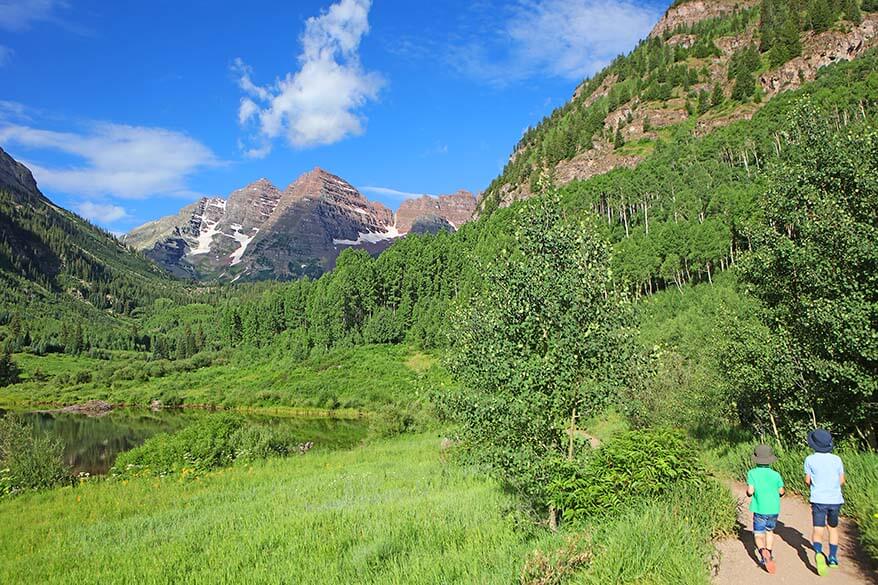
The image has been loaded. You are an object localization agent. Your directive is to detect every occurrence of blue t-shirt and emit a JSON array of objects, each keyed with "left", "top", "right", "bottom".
[{"left": 804, "top": 453, "right": 844, "bottom": 504}]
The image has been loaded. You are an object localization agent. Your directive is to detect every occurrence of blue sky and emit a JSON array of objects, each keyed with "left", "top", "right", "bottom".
[{"left": 0, "top": 0, "right": 666, "bottom": 231}]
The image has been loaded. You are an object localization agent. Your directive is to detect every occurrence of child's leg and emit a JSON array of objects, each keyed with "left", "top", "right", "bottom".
[
  {"left": 811, "top": 525, "right": 827, "bottom": 549},
  {"left": 811, "top": 504, "right": 828, "bottom": 551},
  {"left": 812, "top": 505, "right": 830, "bottom": 575},
  {"left": 755, "top": 531, "right": 766, "bottom": 551},
  {"left": 826, "top": 505, "right": 841, "bottom": 564},
  {"left": 765, "top": 530, "right": 775, "bottom": 551}
]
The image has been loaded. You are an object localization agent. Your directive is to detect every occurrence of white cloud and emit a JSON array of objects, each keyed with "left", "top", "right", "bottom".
[
  {"left": 76, "top": 201, "right": 129, "bottom": 224},
  {"left": 234, "top": 0, "right": 383, "bottom": 155},
  {"left": 0, "top": 0, "right": 65, "bottom": 31},
  {"left": 360, "top": 186, "right": 430, "bottom": 200},
  {"left": 0, "top": 100, "right": 29, "bottom": 120},
  {"left": 0, "top": 45, "right": 12, "bottom": 66},
  {"left": 450, "top": 0, "right": 660, "bottom": 84},
  {"left": 0, "top": 122, "right": 219, "bottom": 199}
]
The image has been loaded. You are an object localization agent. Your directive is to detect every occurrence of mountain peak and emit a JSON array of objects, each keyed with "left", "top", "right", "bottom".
[{"left": 0, "top": 146, "right": 40, "bottom": 201}]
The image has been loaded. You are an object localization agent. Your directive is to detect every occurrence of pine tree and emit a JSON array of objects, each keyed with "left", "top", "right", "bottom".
[
  {"left": 808, "top": 0, "right": 834, "bottom": 32},
  {"left": 614, "top": 126, "right": 625, "bottom": 150},
  {"left": 697, "top": 89, "right": 710, "bottom": 114},
  {"left": 732, "top": 68, "right": 756, "bottom": 101},
  {"left": 843, "top": 0, "right": 862, "bottom": 23},
  {"left": 0, "top": 344, "right": 19, "bottom": 387},
  {"left": 711, "top": 83, "right": 725, "bottom": 107}
]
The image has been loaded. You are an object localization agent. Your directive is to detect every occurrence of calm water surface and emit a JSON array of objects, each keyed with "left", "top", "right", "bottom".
[{"left": 0, "top": 408, "right": 367, "bottom": 475}]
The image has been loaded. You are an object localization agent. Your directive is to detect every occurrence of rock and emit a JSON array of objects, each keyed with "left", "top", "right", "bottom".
[
  {"left": 58, "top": 400, "right": 115, "bottom": 416},
  {"left": 649, "top": 0, "right": 758, "bottom": 38},
  {"left": 395, "top": 191, "right": 477, "bottom": 234},
  {"left": 149, "top": 399, "right": 163, "bottom": 411},
  {"left": 0, "top": 147, "right": 40, "bottom": 202},
  {"left": 759, "top": 16, "right": 878, "bottom": 98},
  {"left": 127, "top": 169, "right": 476, "bottom": 281}
]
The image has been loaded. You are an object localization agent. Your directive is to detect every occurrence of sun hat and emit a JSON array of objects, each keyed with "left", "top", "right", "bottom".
[
  {"left": 752, "top": 443, "right": 778, "bottom": 465},
  {"left": 807, "top": 428, "right": 834, "bottom": 453}
]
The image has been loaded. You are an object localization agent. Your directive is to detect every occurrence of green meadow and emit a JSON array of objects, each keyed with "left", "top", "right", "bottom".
[{"left": 1, "top": 432, "right": 741, "bottom": 585}]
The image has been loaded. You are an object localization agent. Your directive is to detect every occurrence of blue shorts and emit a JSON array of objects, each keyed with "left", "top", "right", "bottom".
[
  {"left": 753, "top": 513, "right": 778, "bottom": 533},
  {"left": 811, "top": 503, "right": 841, "bottom": 527}
]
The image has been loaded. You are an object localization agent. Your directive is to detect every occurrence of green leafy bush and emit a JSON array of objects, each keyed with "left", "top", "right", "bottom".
[
  {"left": 523, "top": 479, "right": 736, "bottom": 584},
  {"left": 0, "top": 415, "right": 70, "bottom": 495},
  {"left": 549, "top": 429, "right": 707, "bottom": 523},
  {"left": 111, "top": 413, "right": 313, "bottom": 477}
]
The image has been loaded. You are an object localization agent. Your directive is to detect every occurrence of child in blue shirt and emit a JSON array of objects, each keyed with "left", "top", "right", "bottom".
[{"left": 804, "top": 428, "right": 846, "bottom": 575}]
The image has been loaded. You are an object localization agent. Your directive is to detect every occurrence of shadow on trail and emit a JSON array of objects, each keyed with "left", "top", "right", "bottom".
[
  {"left": 774, "top": 520, "right": 816, "bottom": 575},
  {"left": 733, "top": 519, "right": 761, "bottom": 567},
  {"left": 734, "top": 518, "right": 816, "bottom": 574}
]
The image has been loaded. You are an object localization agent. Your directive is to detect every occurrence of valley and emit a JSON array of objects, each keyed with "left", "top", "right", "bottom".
[{"left": 1, "top": 0, "right": 877, "bottom": 583}]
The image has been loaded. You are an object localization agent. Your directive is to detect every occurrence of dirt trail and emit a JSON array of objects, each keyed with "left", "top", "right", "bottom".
[{"left": 714, "top": 482, "right": 876, "bottom": 584}]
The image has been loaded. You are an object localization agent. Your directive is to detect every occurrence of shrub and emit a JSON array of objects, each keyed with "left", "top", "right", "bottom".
[
  {"left": 112, "top": 413, "right": 245, "bottom": 475},
  {"left": 523, "top": 480, "right": 736, "bottom": 584},
  {"left": 549, "top": 428, "right": 707, "bottom": 523},
  {"left": 0, "top": 415, "right": 70, "bottom": 495},
  {"left": 111, "top": 413, "right": 313, "bottom": 477}
]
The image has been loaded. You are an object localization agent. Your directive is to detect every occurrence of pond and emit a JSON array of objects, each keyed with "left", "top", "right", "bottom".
[{"left": 0, "top": 408, "right": 369, "bottom": 475}]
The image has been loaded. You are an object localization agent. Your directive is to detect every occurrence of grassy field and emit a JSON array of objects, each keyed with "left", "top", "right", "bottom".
[
  {"left": 2, "top": 345, "right": 448, "bottom": 411},
  {"left": 0, "top": 434, "right": 559, "bottom": 585},
  {"left": 1, "top": 426, "right": 742, "bottom": 585}
]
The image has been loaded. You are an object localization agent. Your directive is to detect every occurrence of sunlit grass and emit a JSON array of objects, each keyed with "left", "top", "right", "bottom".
[{"left": 0, "top": 434, "right": 556, "bottom": 585}]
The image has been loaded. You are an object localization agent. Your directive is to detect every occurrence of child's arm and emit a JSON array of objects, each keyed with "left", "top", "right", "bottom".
[{"left": 747, "top": 484, "right": 755, "bottom": 497}]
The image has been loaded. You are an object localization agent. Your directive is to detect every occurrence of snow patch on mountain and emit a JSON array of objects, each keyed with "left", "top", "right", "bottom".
[
  {"left": 333, "top": 225, "right": 402, "bottom": 246},
  {"left": 189, "top": 219, "right": 221, "bottom": 255},
  {"left": 229, "top": 225, "right": 258, "bottom": 265}
]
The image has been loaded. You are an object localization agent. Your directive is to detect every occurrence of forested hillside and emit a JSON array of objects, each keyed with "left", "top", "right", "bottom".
[
  {"left": 0, "top": 147, "right": 194, "bottom": 353},
  {"left": 479, "top": 0, "right": 877, "bottom": 212}
]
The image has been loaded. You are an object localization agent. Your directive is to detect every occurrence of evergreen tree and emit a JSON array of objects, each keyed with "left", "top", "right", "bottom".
[
  {"left": 697, "top": 89, "right": 710, "bottom": 114},
  {"left": 808, "top": 0, "right": 834, "bottom": 32},
  {"left": 0, "top": 343, "right": 19, "bottom": 387},
  {"left": 843, "top": 0, "right": 862, "bottom": 22},
  {"left": 614, "top": 126, "right": 625, "bottom": 150},
  {"left": 711, "top": 83, "right": 725, "bottom": 107},
  {"left": 732, "top": 68, "right": 757, "bottom": 101}
]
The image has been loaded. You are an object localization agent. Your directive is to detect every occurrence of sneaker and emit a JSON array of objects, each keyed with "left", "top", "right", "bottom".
[
  {"left": 762, "top": 549, "right": 776, "bottom": 574},
  {"left": 828, "top": 556, "right": 839, "bottom": 568},
  {"left": 815, "top": 552, "right": 829, "bottom": 576}
]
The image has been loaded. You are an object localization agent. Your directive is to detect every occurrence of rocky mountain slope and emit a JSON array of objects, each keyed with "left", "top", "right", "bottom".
[
  {"left": 479, "top": 0, "right": 878, "bottom": 213},
  {"left": 126, "top": 169, "right": 476, "bottom": 281}
]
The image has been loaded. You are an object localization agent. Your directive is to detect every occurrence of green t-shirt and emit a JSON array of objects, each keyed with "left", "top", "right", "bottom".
[{"left": 747, "top": 466, "right": 784, "bottom": 515}]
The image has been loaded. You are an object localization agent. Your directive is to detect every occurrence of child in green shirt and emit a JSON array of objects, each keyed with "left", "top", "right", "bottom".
[{"left": 746, "top": 444, "right": 786, "bottom": 574}]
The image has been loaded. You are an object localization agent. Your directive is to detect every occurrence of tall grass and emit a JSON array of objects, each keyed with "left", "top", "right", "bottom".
[
  {"left": 523, "top": 480, "right": 737, "bottom": 585},
  {"left": 0, "top": 434, "right": 559, "bottom": 584},
  {"left": 0, "top": 415, "right": 70, "bottom": 495}
]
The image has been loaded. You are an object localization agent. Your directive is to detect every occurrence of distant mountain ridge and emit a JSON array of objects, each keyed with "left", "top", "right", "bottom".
[{"left": 125, "top": 168, "right": 477, "bottom": 281}]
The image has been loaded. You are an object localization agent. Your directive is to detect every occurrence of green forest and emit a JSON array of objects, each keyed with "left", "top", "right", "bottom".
[{"left": 1, "top": 1, "right": 877, "bottom": 583}]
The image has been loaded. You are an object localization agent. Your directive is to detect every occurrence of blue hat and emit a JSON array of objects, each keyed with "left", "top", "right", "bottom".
[{"left": 807, "top": 428, "right": 833, "bottom": 453}]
